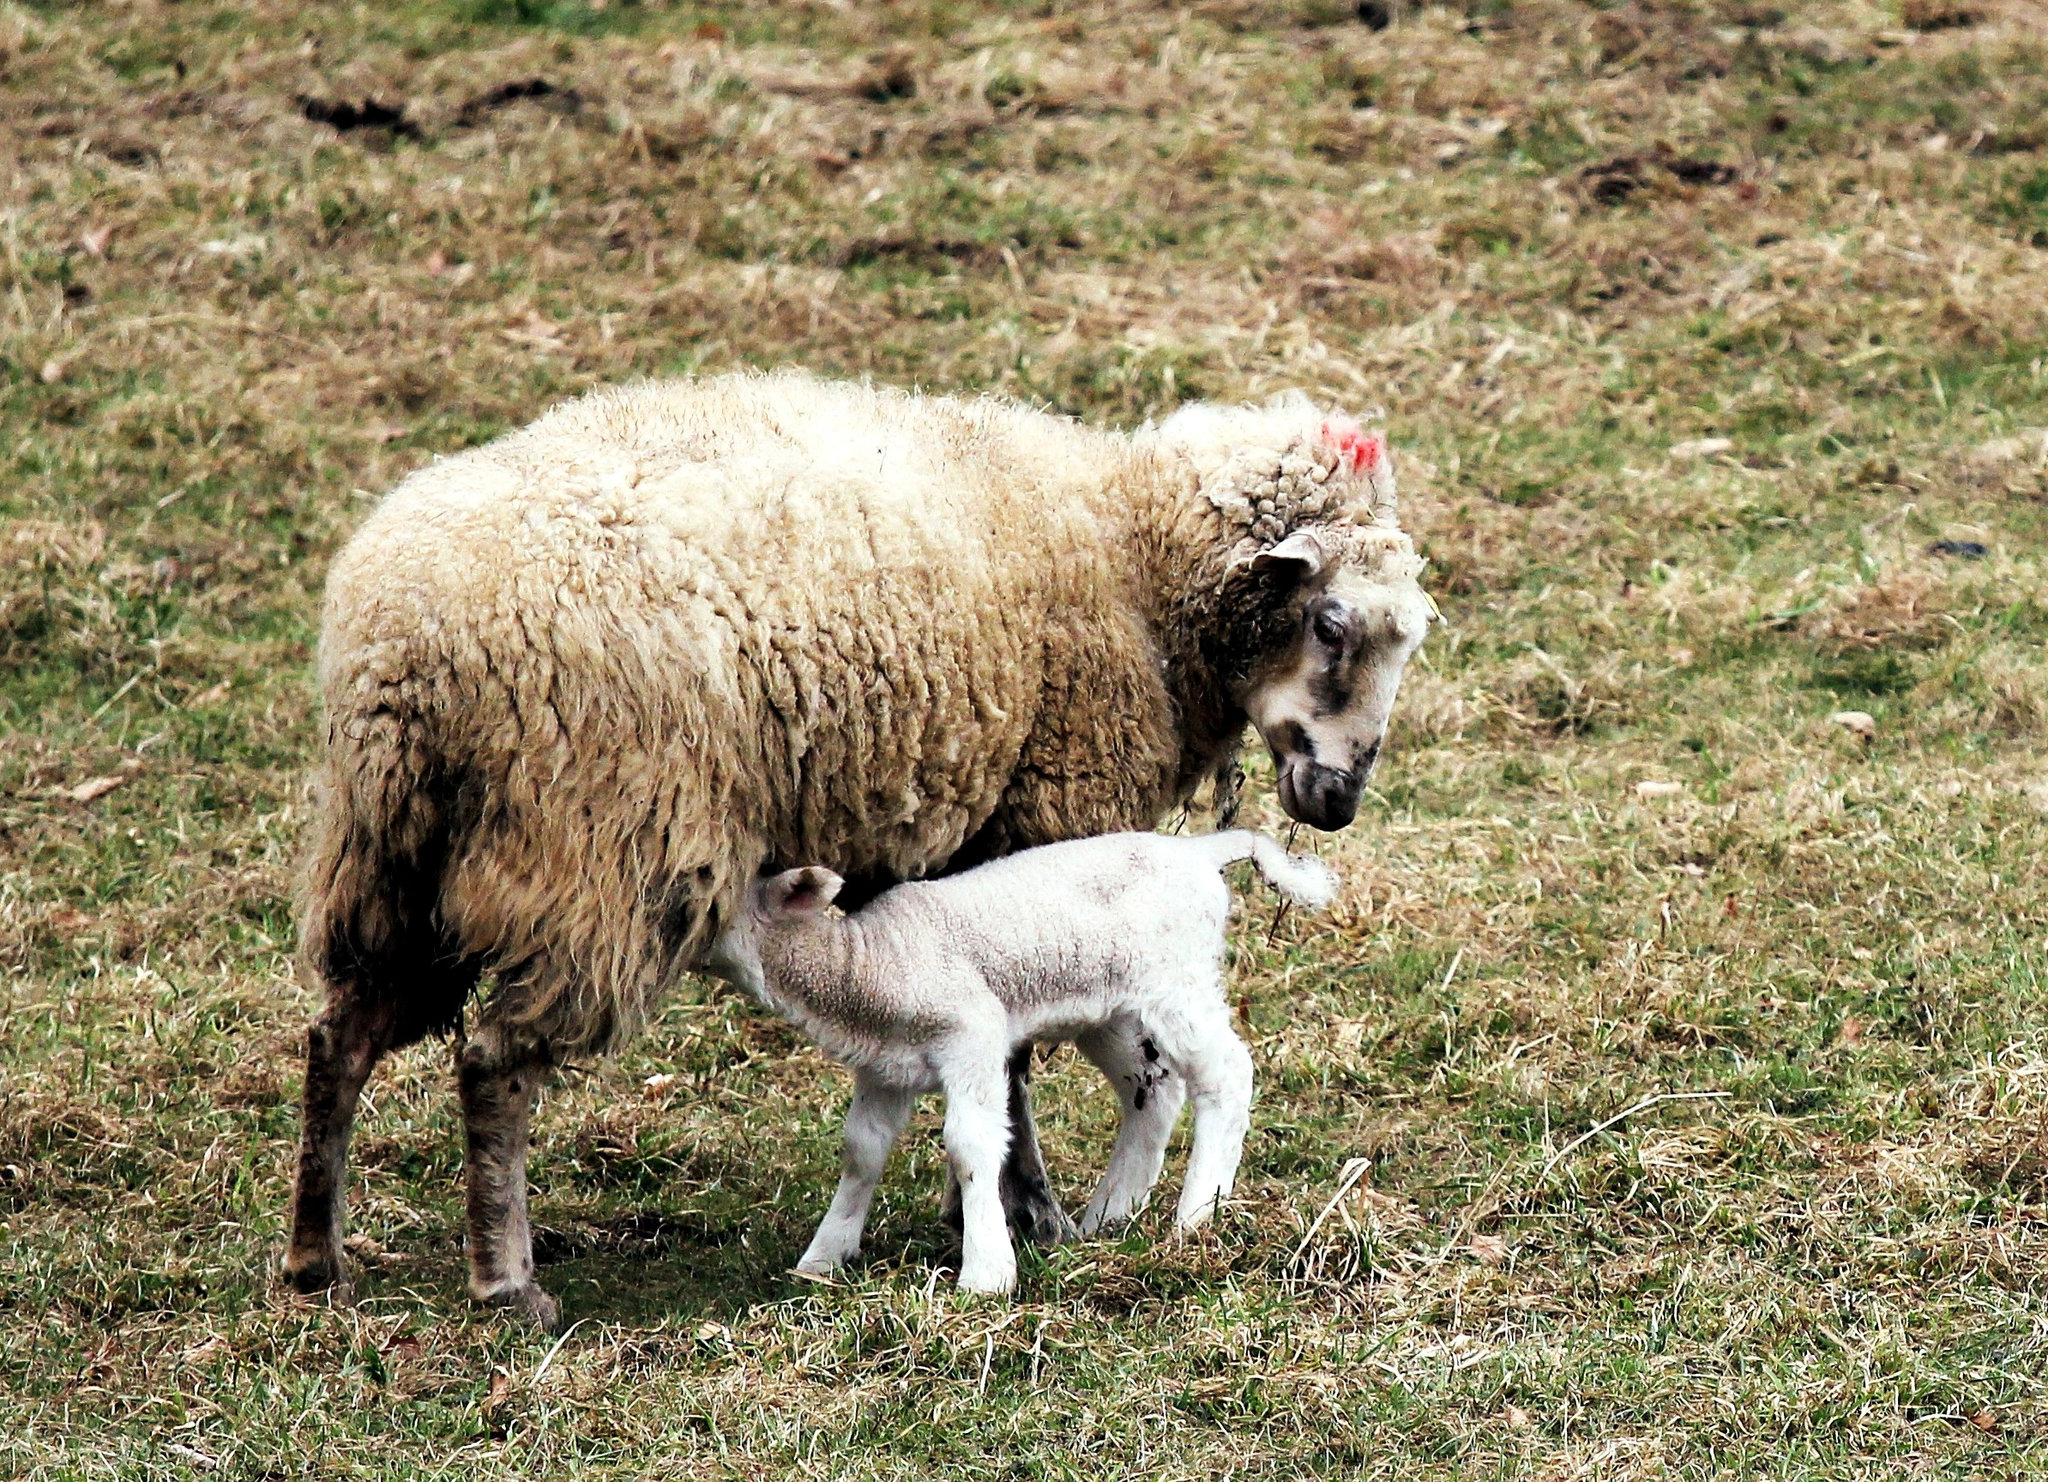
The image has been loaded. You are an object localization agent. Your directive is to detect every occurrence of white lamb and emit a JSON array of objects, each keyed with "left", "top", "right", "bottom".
[{"left": 709, "top": 829, "right": 1337, "bottom": 1294}]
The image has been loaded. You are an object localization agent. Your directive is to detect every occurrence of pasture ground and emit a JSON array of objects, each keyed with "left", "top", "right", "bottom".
[{"left": 3, "top": 1, "right": 2047, "bottom": 1476}]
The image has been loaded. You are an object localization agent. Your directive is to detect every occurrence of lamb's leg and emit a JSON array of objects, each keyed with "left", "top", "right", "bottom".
[
  {"left": 941, "top": 1056, "right": 1018, "bottom": 1294},
  {"left": 283, "top": 993, "right": 399, "bottom": 1294},
  {"left": 1165, "top": 1016, "right": 1255, "bottom": 1233},
  {"left": 797, "top": 1073, "right": 914, "bottom": 1277},
  {"left": 456, "top": 1024, "right": 559, "bottom": 1331},
  {"left": 1074, "top": 1023, "right": 1186, "bottom": 1235},
  {"left": 942, "top": 1047, "right": 1079, "bottom": 1244}
]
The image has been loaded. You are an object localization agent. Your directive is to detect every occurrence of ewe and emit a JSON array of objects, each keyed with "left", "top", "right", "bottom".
[
  {"left": 709, "top": 830, "right": 1337, "bottom": 1293},
  {"left": 286, "top": 370, "right": 1435, "bottom": 1328}
]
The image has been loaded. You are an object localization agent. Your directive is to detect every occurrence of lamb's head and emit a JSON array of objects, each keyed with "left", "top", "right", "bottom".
[
  {"left": 705, "top": 866, "right": 844, "bottom": 994},
  {"left": 1165, "top": 404, "right": 1436, "bottom": 832}
]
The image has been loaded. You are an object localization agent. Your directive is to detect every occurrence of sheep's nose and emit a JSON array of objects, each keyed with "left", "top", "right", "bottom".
[{"left": 1279, "top": 760, "right": 1360, "bottom": 831}]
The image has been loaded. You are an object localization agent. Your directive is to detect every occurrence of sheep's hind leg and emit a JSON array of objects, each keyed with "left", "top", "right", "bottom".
[
  {"left": 797, "top": 1072, "right": 913, "bottom": 1277},
  {"left": 456, "top": 1023, "right": 559, "bottom": 1331},
  {"left": 1074, "top": 1023, "right": 1186, "bottom": 1235},
  {"left": 283, "top": 993, "right": 402, "bottom": 1295},
  {"left": 941, "top": 1055, "right": 1019, "bottom": 1294},
  {"left": 942, "top": 1046, "right": 1079, "bottom": 1245}
]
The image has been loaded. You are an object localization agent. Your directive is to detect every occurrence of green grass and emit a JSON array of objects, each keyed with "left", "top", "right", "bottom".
[{"left": 3, "top": 0, "right": 2047, "bottom": 1476}]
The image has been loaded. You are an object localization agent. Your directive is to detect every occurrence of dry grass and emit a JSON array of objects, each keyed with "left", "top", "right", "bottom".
[{"left": 3, "top": 0, "right": 2047, "bottom": 1477}]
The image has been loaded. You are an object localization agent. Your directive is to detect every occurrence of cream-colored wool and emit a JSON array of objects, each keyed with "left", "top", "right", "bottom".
[{"left": 306, "top": 370, "right": 1421, "bottom": 1057}]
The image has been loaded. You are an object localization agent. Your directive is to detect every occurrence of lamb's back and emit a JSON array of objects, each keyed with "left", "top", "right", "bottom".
[{"left": 882, "top": 833, "right": 1236, "bottom": 1009}]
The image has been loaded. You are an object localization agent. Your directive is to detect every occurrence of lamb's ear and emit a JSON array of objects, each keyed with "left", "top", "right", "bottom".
[
  {"left": 1248, "top": 529, "right": 1328, "bottom": 585},
  {"left": 762, "top": 866, "right": 844, "bottom": 919}
]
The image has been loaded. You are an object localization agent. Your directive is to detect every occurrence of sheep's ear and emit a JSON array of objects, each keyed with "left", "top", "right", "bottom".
[
  {"left": 763, "top": 867, "right": 843, "bottom": 918},
  {"left": 1249, "top": 529, "right": 1328, "bottom": 584}
]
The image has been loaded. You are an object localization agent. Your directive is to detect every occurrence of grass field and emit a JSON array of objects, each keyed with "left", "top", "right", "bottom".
[{"left": 4, "top": 0, "right": 2048, "bottom": 1476}]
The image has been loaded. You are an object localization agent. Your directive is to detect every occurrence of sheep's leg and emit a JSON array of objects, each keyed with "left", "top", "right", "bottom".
[
  {"left": 283, "top": 993, "right": 400, "bottom": 1294},
  {"left": 1165, "top": 1015, "right": 1255, "bottom": 1233},
  {"left": 797, "top": 1073, "right": 913, "bottom": 1277},
  {"left": 942, "top": 1047, "right": 1078, "bottom": 1244},
  {"left": 999, "top": 1050, "right": 1079, "bottom": 1243},
  {"left": 456, "top": 1025, "right": 559, "bottom": 1331},
  {"left": 1074, "top": 1023, "right": 1186, "bottom": 1235},
  {"left": 941, "top": 1056, "right": 1018, "bottom": 1294}
]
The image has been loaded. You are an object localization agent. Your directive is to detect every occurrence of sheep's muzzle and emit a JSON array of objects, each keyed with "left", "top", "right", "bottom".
[{"left": 1276, "top": 757, "right": 1361, "bottom": 831}]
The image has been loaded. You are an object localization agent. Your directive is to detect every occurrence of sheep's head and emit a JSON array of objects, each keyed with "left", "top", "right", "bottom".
[{"left": 1214, "top": 418, "right": 1436, "bottom": 832}]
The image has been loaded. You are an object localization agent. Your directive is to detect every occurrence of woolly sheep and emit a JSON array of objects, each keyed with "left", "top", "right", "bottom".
[
  {"left": 284, "top": 369, "right": 1435, "bottom": 1329},
  {"left": 708, "top": 830, "right": 1338, "bottom": 1293}
]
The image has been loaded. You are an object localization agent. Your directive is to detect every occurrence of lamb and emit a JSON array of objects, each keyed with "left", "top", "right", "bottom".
[
  {"left": 708, "top": 830, "right": 1337, "bottom": 1293},
  {"left": 285, "top": 369, "right": 1435, "bottom": 1329}
]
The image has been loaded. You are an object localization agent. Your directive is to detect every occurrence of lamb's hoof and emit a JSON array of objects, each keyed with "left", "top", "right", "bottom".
[
  {"left": 793, "top": 1254, "right": 847, "bottom": 1281},
  {"left": 956, "top": 1263, "right": 1018, "bottom": 1297},
  {"left": 1075, "top": 1210, "right": 1116, "bottom": 1239},
  {"left": 482, "top": 1281, "right": 562, "bottom": 1333}
]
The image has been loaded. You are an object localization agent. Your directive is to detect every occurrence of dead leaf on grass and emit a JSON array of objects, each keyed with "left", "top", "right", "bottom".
[
  {"left": 63, "top": 774, "right": 127, "bottom": 804},
  {"left": 502, "top": 311, "right": 564, "bottom": 349},
  {"left": 1468, "top": 1234, "right": 1508, "bottom": 1265},
  {"left": 1635, "top": 780, "right": 1685, "bottom": 800}
]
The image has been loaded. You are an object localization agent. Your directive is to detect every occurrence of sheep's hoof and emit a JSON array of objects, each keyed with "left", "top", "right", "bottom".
[
  {"left": 483, "top": 1281, "right": 562, "bottom": 1333},
  {"left": 1009, "top": 1195, "right": 1080, "bottom": 1247},
  {"left": 281, "top": 1250, "right": 346, "bottom": 1297}
]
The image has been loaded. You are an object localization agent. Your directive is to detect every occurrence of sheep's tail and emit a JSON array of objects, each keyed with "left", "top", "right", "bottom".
[
  {"left": 297, "top": 703, "right": 469, "bottom": 1041},
  {"left": 1209, "top": 830, "right": 1338, "bottom": 910}
]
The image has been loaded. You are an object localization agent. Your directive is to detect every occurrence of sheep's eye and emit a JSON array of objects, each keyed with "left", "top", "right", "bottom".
[{"left": 1310, "top": 606, "right": 1349, "bottom": 647}]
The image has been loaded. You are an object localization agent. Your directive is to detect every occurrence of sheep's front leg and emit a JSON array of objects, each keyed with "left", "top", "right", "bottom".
[
  {"left": 797, "top": 1073, "right": 913, "bottom": 1277},
  {"left": 456, "top": 1027, "right": 559, "bottom": 1331},
  {"left": 1074, "top": 1023, "right": 1186, "bottom": 1235},
  {"left": 1000, "top": 1050, "right": 1080, "bottom": 1243},
  {"left": 1167, "top": 1017, "right": 1255, "bottom": 1232},
  {"left": 941, "top": 1056, "right": 1018, "bottom": 1294}
]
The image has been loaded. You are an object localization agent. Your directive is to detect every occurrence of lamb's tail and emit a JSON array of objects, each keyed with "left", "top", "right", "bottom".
[{"left": 1210, "top": 830, "right": 1338, "bottom": 910}]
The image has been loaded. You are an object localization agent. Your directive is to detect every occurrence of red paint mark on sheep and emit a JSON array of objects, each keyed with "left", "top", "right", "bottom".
[{"left": 1319, "top": 419, "right": 1384, "bottom": 474}]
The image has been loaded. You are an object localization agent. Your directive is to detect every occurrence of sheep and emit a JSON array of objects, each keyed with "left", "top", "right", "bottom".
[
  {"left": 708, "top": 830, "right": 1337, "bottom": 1293},
  {"left": 284, "top": 369, "right": 1435, "bottom": 1329}
]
